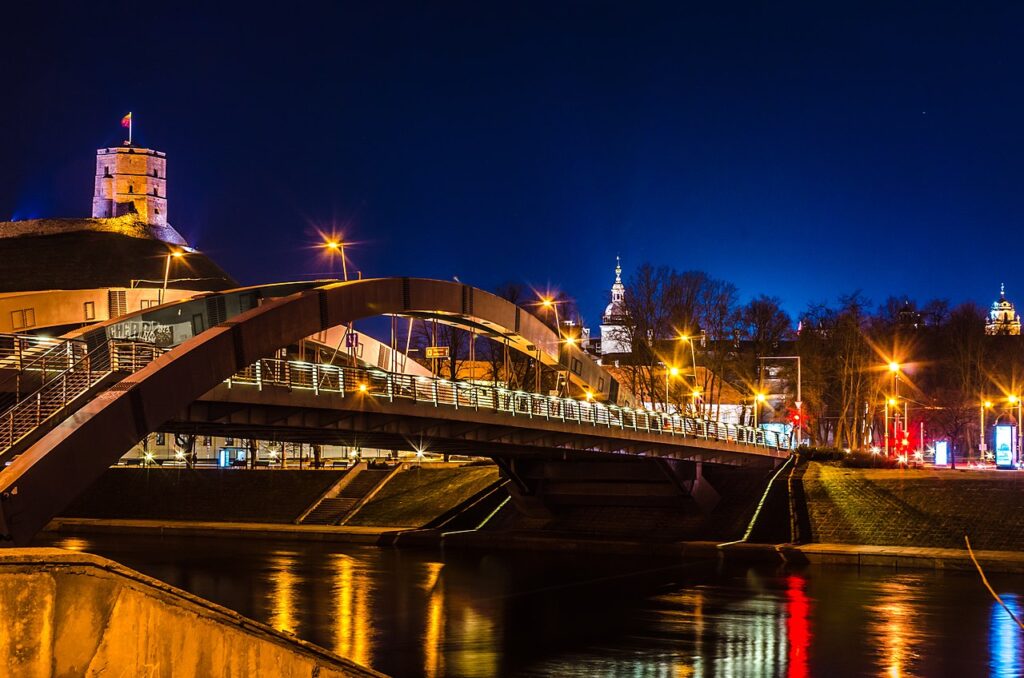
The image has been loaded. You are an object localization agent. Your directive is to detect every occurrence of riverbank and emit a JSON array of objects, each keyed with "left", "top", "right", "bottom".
[{"left": 44, "top": 516, "right": 1024, "bottom": 574}]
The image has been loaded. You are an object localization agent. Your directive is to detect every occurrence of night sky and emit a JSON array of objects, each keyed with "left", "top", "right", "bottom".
[{"left": 3, "top": 2, "right": 1024, "bottom": 325}]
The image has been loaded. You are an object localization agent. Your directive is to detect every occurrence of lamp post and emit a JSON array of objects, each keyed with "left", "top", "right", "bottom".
[
  {"left": 981, "top": 399, "right": 993, "bottom": 461},
  {"left": 888, "top": 362, "right": 901, "bottom": 441},
  {"left": 679, "top": 334, "right": 699, "bottom": 391},
  {"left": 160, "top": 250, "right": 185, "bottom": 304},
  {"left": 691, "top": 389, "right": 702, "bottom": 417},
  {"left": 323, "top": 239, "right": 348, "bottom": 281},
  {"left": 1010, "top": 395, "right": 1022, "bottom": 466},
  {"left": 753, "top": 392, "right": 766, "bottom": 428},
  {"left": 665, "top": 365, "right": 680, "bottom": 414},
  {"left": 885, "top": 397, "right": 897, "bottom": 458}
]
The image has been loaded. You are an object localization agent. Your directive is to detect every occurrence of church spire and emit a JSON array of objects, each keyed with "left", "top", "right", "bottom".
[
  {"left": 614, "top": 255, "right": 622, "bottom": 284},
  {"left": 1001, "top": 282, "right": 1006, "bottom": 299}
]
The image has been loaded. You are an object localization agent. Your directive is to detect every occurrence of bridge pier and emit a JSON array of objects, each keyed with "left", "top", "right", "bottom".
[{"left": 496, "top": 456, "right": 723, "bottom": 520}]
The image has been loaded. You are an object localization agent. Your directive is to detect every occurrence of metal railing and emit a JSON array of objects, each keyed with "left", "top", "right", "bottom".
[
  {"left": 227, "top": 359, "right": 792, "bottom": 451},
  {"left": 0, "top": 334, "right": 89, "bottom": 408},
  {"left": 0, "top": 340, "right": 164, "bottom": 456}
]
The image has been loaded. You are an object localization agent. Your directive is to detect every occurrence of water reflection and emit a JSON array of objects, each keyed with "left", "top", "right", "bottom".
[
  {"left": 989, "top": 594, "right": 1022, "bottom": 677},
  {"left": 866, "top": 577, "right": 925, "bottom": 677},
  {"left": 332, "top": 553, "right": 370, "bottom": 667},
  {"left": 423, "top": 562, "right": 445, "bottom": 678},
  {"left": 786, "top": 575, "right": 811, "bottom": 678},
  {"left": 268, "top": 551, "right": 300, "bottom": 635},
  {"left": 37, "top": 534, "right": 1024, "bottom": 678}
]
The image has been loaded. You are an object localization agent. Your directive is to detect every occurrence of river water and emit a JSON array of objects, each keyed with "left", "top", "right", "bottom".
[{"left": 40, "top": 533, "right": 1023, "bottom": 677}]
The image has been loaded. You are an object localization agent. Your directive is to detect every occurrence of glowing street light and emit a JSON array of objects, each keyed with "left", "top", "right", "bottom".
[
  {"left": 885, "top": 397, "right": 898, "bottom": 457},
  {"left": 160, "top": 250, "right": 186, "bottom": 304},
  {"left": 749, "top": 391, "right": 765, "bottom": 428},
  {"left": 981, "top": 399, "right": 993, "bottom": 460},
  {"left": 323, "top": 238, "right": 349, "bottom": 281},
  {"left": 664, "top": 365, "right": 681, "bottom": 413}
]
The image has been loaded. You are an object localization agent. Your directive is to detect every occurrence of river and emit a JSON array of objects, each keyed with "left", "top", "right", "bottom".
[{"left": 39, "top": 533, "right": 1023, "bottom": 677}]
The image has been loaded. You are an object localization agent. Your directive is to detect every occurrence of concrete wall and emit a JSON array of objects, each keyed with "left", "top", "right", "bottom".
[
  {"left": 0, "top": 548, "right": 382, "bottom": 677},
  {"left": 802, "top": 462, "right": 1024, "bottom": 550}
]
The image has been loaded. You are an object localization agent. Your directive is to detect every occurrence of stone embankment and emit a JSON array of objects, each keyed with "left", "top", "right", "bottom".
[
  {"left": 800, "top": 462, "right": 1024, "bottom": 551},
  {"left": 0, "top": 548, "right": 382, "bottom": 677}
]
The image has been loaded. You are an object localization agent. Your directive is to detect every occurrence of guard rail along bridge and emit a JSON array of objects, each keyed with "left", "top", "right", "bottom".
[{"left": 0, "top": 278, "right": 791, "bottom": 545}]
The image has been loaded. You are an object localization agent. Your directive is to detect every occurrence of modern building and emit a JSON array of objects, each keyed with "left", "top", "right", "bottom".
[{"left": 986, "top": 284, "right": 1021, "bottom": 336}]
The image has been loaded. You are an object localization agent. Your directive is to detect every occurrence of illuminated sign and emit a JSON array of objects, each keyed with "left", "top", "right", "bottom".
[
  {"left": 934, "top": 440, "right": 949, "bottom": 466},
  {"left": 995, "top": 425, "right": 1015, "bottom": 468},
  {"left": 425, "top": 346, "right": 449, "bottom": 359}
]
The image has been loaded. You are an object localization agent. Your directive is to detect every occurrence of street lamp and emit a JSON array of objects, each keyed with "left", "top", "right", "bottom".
[
  {"left": 678, "top": 334, "right": 699, "bottom": 388},
  {"left": 691, "top": 388, "right": 702, "bottom": 417},
  {"left": 160, "top": 250, "right": 185, "bottom": 304},
  {"left": 539, "top": 296, "right": 563, "bottom": 339},
  {"left": 1010, "top": 395, "right": 1022, "bottom": 465},
  {"left": 981, "top": 399, "right": 993, "bottom": 461},
  {"left": 885, "top": 397, "right": 897, "bottom": 457},
  {"left": 753, "top": 392, "right": 767, "bottom": 428},
  {"left": 665, "top": 365, "right": 680, "bottom": 414},
  {"left": 323, "top": 239, "right": 348, "bottom": 281},
  {"left": 888, "top": 362, "right": 902, "bottom": 440}
]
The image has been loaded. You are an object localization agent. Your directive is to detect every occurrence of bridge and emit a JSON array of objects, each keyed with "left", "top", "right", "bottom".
[{"left": 0, "top": 278, "right": 790, "bottom": 545}]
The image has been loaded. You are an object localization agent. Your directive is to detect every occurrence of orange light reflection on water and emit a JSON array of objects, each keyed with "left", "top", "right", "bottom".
[
  {"left": 867, "top": 578, "right": 924, "bottom": 677},
  {"left": 268, "top": 551, "right": 300, "bottom": 636},
  {"left": 423, "top": 562, "right": 445, "bottom": 678},
  {"left": 332, "top": 553, "right": 370, "bottom": 667}
]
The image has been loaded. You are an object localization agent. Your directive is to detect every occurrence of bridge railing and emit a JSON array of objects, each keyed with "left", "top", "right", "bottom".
[{"left": 226, "top": 359, "right": 792, "bottom": 451}]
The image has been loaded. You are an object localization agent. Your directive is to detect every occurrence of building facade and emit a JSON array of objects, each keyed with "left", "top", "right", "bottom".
[
  {"left": 598, "top": 256, "right": 631, "bottom": 356},
  {"left": 986, "top": 284, "right": 1021, "bottom": 335}
]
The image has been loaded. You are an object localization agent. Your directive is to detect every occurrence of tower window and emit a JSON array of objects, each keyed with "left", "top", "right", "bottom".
[
  {"left": 152, "top": 169, "right": 158, "bottom": 177},
  {"left": 155, "top": 209, "right": 160, "bottom": 214},
  {"left": 152, "top": 187, "right": 158, "bottom": 196},
  {"left": 128, "top": 185, "right": 134, "bottom": 193},
  {"left": 105, "top": 167, "right": 112, "bottom": 177}
]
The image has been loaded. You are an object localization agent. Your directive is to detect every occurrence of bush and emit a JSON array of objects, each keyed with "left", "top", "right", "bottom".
[{"left": 798, "top": 447, "right": 899, "bottom": 468}]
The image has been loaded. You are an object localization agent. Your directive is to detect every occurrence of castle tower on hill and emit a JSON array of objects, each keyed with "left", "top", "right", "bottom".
[{"left": 91, "top": 146, "right": 168, "bottom": 227}]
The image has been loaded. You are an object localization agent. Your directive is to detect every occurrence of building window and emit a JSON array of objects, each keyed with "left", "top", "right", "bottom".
[
  {"left": 11, "top": 308, "right": 35, "bottom": 330},
  {"left": 155, "top": 433, "right": 165, "bottom": 446},
  {"left": 84, "top": 301, "right": 96, "bottom": 321},
  {"left": 571, "top": 358, "right": 583, "bottom": 375},
  {"left": 128, "top": 184, "right": 134, "bottom": 193},
  {"left": 152, "top": 187, "right": 158, "bottom": 196},
  {"left": 152, "top": 169, "right": 158, "bottom": 177},
  {"left": 140, "top": 299, "right": 158, "bottom": 309}
]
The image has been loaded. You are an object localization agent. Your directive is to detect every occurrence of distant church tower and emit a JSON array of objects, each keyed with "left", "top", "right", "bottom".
[
  {"left": 986, "top": 283, "right": 1021, "bottom": 335},
  {"left": 92, "top": 145, "right": 168, "bottom": 227},
  {"left": 599, "top": 256, "right": 631, "bottom": 355}
]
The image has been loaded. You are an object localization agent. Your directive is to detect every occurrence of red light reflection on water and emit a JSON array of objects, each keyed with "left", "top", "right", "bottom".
[{"left": 786, "top": 574, "right": 812, "bottom": 678}]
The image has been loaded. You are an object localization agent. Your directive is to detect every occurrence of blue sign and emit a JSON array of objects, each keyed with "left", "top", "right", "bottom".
[
  {"left": 934, "top": 440, "right": 949, "bottom": 466},
  {"left": 995, "top": 425, "right": 1015, "bottom": 469}
]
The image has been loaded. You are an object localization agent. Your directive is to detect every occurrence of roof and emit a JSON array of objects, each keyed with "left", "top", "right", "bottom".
[{"left": 0, "top": 230, "right": 236, "bottom": 293}]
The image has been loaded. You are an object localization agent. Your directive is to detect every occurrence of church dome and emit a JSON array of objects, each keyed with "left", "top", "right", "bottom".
[{"left": 987, "top": 284, "right": 1021, "bottom": 336}]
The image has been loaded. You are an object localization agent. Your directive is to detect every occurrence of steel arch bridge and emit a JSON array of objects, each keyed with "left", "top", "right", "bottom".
[{"left": 0, "top": 278, "right": 789, "bottom": 545}]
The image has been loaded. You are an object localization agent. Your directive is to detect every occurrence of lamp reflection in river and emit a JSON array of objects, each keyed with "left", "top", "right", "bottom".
[
  {"left": 867, "top": 578, "right": 924, "bottom": 677},
  {"left": 268, "top": 551, "right": 300, "bottom": 636},
  {"left": 786, "top": 575, "right": 811, "bottom": 678},
  {"left": 989, "top": 594, "right": 1022, "bottom": 676},
  {"left": 423, "top": 562, "right": 445, "bottom": 678},
  {"left": 332, "top": 553, "right": 370, "bottom": 667}
]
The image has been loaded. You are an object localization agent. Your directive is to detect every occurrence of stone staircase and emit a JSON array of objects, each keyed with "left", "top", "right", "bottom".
[{"left": 297, "top": 466, "right": 393, "bottom": 525}]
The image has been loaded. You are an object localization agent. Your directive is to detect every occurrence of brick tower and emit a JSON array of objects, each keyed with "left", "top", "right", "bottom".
[{"left": 91, "top": 146, "right": 168, "bottom": 227}]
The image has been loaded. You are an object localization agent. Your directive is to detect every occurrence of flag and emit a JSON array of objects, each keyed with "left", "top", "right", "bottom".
[{"left": 121, "top": 112, "right": 132, "bottom": 128}]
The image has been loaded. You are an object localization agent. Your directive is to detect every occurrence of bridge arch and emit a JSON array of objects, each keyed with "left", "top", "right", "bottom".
[{"left": 0, "top": 278, "right": 632, "bottom": 544}]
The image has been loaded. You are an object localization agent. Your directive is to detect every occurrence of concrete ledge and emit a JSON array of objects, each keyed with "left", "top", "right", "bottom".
[
  {"left": 0, "top": 548, "right": 385, "bottom": 677},
  {"left": 46, "top": 517, "right": 400, "bottom": 544}
]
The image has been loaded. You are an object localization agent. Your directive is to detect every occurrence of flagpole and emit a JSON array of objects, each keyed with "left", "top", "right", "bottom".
[{"left": 128, "top": 112, "right": 133, "bottom": 146}]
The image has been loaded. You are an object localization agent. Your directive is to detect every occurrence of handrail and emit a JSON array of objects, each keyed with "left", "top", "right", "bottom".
[
  {"left": 0, "top": 339, "right": 164, "bottom": 456},
  {"left": 227, "top": 359, "right": 792, "bottom": 451}
]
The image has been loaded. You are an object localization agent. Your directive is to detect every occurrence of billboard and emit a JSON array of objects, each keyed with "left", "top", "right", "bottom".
[
  {"left": 994, "top": 425, "right": 1015, "bottom": 469},
  {"left": 934, "top": 440, "right": 949, "bottom": 466}
]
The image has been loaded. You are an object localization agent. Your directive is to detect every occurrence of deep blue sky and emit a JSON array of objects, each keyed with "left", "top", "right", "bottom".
[{"left": 3, "top": 2, "right": 1023, "bottom": 325}]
